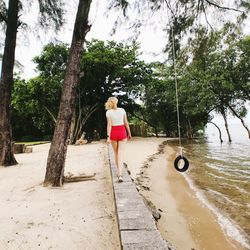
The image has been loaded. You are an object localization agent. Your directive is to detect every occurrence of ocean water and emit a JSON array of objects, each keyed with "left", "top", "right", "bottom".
[{"left": 177, "top": 123, "right": 250, "bottom": 248}]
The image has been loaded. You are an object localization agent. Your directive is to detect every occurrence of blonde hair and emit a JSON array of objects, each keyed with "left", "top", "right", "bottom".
[{"left": 105, "top": 97, "right": 118, "bottom": 110}]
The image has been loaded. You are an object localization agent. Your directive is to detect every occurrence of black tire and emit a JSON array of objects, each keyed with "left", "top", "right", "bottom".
[{"left": 174, "top": 155, "right": 189, "bottom": 172}]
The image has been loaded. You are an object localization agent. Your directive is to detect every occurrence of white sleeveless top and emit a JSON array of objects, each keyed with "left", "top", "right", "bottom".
[{"left": 106, "top": 108, "right": 126, "bottom": 126}]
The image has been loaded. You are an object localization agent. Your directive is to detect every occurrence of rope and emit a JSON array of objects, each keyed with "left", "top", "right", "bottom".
[
  {"left": 165, "top": 2, "right": 189, "bottom": 172},
  {"left": 171, "top": 25, "right": 182, "bottom": 153}
]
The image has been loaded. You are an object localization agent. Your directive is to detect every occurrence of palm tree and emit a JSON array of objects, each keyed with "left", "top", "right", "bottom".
[{"left": 0, "top": 0, "right": 64, "bottom": 166}]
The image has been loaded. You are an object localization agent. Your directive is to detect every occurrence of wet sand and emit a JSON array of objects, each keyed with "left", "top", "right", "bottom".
[{"left": 124, "top": 137, "right": 246, "bottom": 250}]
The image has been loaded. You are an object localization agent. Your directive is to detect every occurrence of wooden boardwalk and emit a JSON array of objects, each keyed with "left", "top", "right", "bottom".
[{"left": 108, "top": 145, "right": 173, "bottom": 250}]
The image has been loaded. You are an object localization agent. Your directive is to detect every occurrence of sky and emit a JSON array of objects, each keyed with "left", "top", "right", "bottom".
[
  {"left": 13, "top": 0, "right": 167, "bottom": 80},
  {"left": 1, "top": 0, "right": 249, "bottom": 126},
  {"left": 5, "top": 0, "right": 250, "bottom": 80}
]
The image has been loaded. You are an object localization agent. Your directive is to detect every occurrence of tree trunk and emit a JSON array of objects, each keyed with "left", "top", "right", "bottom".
[
  {"left": 74, "top": 104, "right": 99, "bottom": 143},
  {"left": 187, "top": 119, "right": 193, "bottom": 139},
  {"left": 227, "top": 104, "right": 250, "bottom": 139},
  {"left": 44, "top": 0, "right": 92, "bottom": 186},
  {"left": 69, "top": 111, "right": 76, "bottom": 144},
  {"left": 132, "top": 113, "right": 159, "bottom": 137},
  {"left": 221, "top": 110, "right": 232, "bottom": 142},
  {"left": 154, "top": 127, "right": 158, "bottom": 138},
  {"left": 0, "top": 0, "right": 19, "bottom": 166},
  {"left": 208, "top": 121, "right": 223, "bottom": 143}
]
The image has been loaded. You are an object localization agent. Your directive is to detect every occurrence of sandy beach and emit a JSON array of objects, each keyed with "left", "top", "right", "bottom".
[
  {"left": 1, "top": 137, "right": 247, "bottom": 250},
  {"left": 123, "top": 137, "right": 247, "bottom": 250},
  {"left": 0, "top": 142, "right": 120, "bottom": 250}
]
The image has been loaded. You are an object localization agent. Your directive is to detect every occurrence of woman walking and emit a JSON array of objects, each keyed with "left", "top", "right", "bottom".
[{"left": 105, "top": 97, "right": 132, "bottom": 182}]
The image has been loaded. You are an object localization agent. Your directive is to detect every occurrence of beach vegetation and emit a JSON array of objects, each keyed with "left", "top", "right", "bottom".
[
  {"left": 11, "top": 39, "right": 153, "bottom": 142},
  {"left": 10, "top": 31, "right": 250, "bottom": 143},
  {"left": 0, "top": 0, "right": 249, "bottom": 188}
]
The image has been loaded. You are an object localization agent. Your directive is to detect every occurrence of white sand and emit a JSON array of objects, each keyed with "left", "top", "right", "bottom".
[
  {"left": 0, "top": 142, "right": 120, "bottom": 250},
  {"left": 2, "top": 137, "right": 243, "bottom": 250}
]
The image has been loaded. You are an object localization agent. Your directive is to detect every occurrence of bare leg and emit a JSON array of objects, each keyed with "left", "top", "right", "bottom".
[
  {"left": 117, "top": 140, "right": 127, "bottom": 177},
  {"left": 111, "top": 141, "right": 118, "bottom": 175}
]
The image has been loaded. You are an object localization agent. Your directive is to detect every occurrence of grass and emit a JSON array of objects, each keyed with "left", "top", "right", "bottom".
[{"left": 15, "top": 141, "right": 50, "bottom": 146}]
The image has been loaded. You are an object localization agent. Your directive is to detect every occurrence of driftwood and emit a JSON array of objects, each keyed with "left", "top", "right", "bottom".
[
  {"left": 75, "top": 133, "right": 87, "bottom": 145},
  {"left": 63, "top": 172, "right": 96, "bottom": 183},
  {"left": 13, "top": 144, "right": 33, "bottom": 154},
  {"left": 13, "top": 144, "right": 26, "bottom": 154}
]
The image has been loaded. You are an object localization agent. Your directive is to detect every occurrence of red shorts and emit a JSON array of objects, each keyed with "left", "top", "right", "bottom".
[{"left": 110, "top": 125, "right": 127, "bottom": 141}]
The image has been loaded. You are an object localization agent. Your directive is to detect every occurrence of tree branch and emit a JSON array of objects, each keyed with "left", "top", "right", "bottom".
[
  {"left": 208, "top": 121, "right": 223, "bottom": 142},
  {"left": 201, "top": 0, "right": 214, "bottom": 31},
  {"left": 164, "top": 0, "right": 175, "bottom": 18},
  {"left": 196, "top": 0, "right": 201, "bottom": 18},
  {"left": 44, "top": 106, "right": 57, "bottom": 124},
  {"left": 0, "top": 13, "right": 7, "bottom": 23},
  {"left": 204, "top": 0, "right": 243, "bottom": 13}
]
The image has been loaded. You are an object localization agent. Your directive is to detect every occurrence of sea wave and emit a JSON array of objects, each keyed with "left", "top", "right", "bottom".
[
  {"left": 206, "top": 163, "right": 250, "bottom": 180},
  {"left": 183, "top": 172, "right": 250, "bottom": 249}
]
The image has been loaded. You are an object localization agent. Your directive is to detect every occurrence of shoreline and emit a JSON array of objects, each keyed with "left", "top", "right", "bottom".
[
  {"left": 124, "top": 137, "right": 247, "bottom": 250},
  {"left": 182, "top": 170, "right": 250, "bottom": 250},
  {"left": 1, "top": 138, "right": 247, "bottom": 249}
]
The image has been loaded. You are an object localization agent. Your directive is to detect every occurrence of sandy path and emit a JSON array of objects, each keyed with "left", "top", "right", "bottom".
[{"left": 0, "top": 142, "right": 120, "bottom": 250}]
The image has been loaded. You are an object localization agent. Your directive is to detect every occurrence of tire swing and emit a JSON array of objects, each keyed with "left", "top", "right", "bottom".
[
  {"left": 174, "top": 150, "right": 189, "bottom": 172},
  {"left": 170, "top": 20, "right": 189, "bottom": 173}
]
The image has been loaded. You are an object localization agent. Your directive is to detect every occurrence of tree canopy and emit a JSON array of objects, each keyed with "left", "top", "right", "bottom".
[
  {"left": 12, "top": 30, "right": 250, "bottom": 141},
  {"left": 11, "top": 39, "right": 154, "bottom": 141}
]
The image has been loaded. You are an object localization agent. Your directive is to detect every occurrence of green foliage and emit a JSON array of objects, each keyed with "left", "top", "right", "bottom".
[
  {"left": 11, "top": 33, "right": 250, "bottom": 140},
  {"left": 11, "top": 76, "right": 45, "bottom": 139},
  {"left": 12, "top": 43, "right": 69, "bottom": 135},
  {"left": 141, "top": 27, "right": 250, "bottom": 138},
  {"left": 0, "top": 1, "right": 64, "bottom": 32},
  {"left": 142, "top": 62, "right": 212, "bottom": 138},
  {"left": 80, "top": 39, "right": 151, "bottom": 103},
  {"left": 11, "top": 40, "right": 153, "bottom": 139},
  {"left": 37, "top": 0, "right": 65, "bottom": 30},
  {"left": 78, "top": 39, "right": 153, "bottom": 137},
  {"left": 180, "top": 28, "right": 250, "bottom": 125},
  {"left": 33, "top": 42, "right": 68, "bottom": 78}
]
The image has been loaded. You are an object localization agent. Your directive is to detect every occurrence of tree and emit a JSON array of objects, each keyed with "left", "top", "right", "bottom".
[
  {"left": 26, "top": 43, "right": 68, "bottom": 133},
  {"left": 234, "top": 36, "right": 250, "bottom": 100},
  {"left": 11, "top": 76, "right": 45, "bottom": 141},
  {"left": 141, "top": 27, "right": 250, "bottom": 141},
  {"left": 109, "top": 0, "right": 249, "bottom": 55},
  {"left": 11, "top": 40, "right": 151, "bottom": 142},
  {"left": 0, "top": 0, "right": 64, "bottom": 166},
  {"left": 176, "top": 26, "right": 250, "bottom": 141},
  {"left": 44, "top": 0, "right": 92, "bottom": 187},
  {"left": 141, "top": 59, "right": 213, "bottom": 139},
  {"left": 11, "top": 74, "right": 61, "bottom": 139},
  {"left": 76, "top": 39, "right": 152, "bottom": 141},
  {"left": 0, "top": 0, "right": 19, "bottom": 166},
  {"left": 106, "top": 1, "right": 249, "bottom": 141}
]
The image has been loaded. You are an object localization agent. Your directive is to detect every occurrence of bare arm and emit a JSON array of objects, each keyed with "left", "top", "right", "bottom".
[
  {"left": 106, "top": 116, "right": 112, "bottom": 143},
  {"left": 124, "top": 113, "right": 132, "bottom": 139}
]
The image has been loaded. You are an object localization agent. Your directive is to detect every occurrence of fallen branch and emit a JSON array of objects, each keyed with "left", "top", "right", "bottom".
[{"left": 64, "top": 173, "right": 96, "bottom": 183}]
